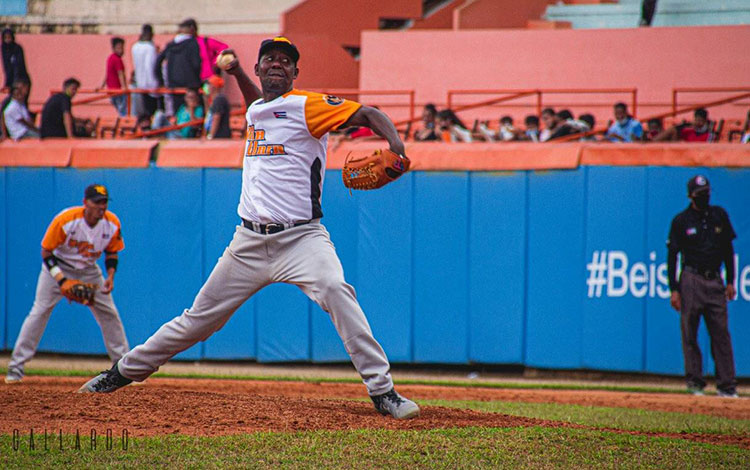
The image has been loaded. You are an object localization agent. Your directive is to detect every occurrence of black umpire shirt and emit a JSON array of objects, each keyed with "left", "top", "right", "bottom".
[{"left": 667, "top": 204, "right": 736, "bottom": 291}]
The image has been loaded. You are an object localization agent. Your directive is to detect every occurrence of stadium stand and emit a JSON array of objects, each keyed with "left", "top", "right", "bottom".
[{"left": 545, "top": 0, "right": 750, "bottom": 29}]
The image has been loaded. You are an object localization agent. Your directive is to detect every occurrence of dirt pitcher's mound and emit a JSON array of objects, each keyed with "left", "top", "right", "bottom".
[{"left": 2, "top": 377, "right": 748, "bottom": 449}]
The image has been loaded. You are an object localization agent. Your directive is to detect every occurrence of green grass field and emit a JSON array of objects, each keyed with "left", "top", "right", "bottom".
[{"left": 2, "top": 377, "right": 748, "bottom": 469}]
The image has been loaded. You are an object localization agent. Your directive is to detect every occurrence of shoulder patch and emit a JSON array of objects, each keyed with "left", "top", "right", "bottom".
[{"left": 324, "top": 95, "right": 343, "bottom": 106}]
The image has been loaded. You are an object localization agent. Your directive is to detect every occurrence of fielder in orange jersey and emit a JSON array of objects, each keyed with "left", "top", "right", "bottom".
[
  {"left": 80, "top": 37, "right": 420, "bottom": 420},
  {"left": 5, "top": 184, "right": 129, "bottom": 384}
]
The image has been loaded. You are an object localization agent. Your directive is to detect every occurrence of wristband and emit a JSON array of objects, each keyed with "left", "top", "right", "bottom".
[
  {"left": 105, "top": 257, "right": 118, "bottom": 272},
  {"left": 43, "top": 254, "right": 63, "bottom": 279}
]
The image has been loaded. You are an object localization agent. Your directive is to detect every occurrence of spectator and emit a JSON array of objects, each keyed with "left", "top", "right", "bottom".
[
  {"left": 0, "top": 90, "right": 13, "bottom": 140},
  {"left": 606, "top": 102, "right": 643, "bottom": 142},
  {"left": 414, "top": 103, "right": 439, "bottom": 141},
  {"left": 3, "top": 78, "right": 38, "bottom": 140},
  {"left": 40, "top": 77, "right": 80, "bottom": 138},
  {"left": 578, "top": 114, "right": 597, "bottom": 141},
  {"left": 540, "top": 108, "right": 579, "bottom": 141},
  {"left": 539, "top": 108, "right": 558, "bottom": 142},
  {"left": 135, "top": 113, "right": 152, "bottom": 134},
  {"left": 156, "top": 20, "right": 202, "bottom": 115},
  {"left": 520, "top": 114, "right": 540, "bottom": 142},
  {"left": 181, "top": 18, "right": 230, "bottom": 82},
  {"left": 74, "top": 118, "right": 96, "bottom": 138},
  {"left": 644, "top": 117, "right": 664, "bottom": 142},
  {"left": 2, "top": 28, "right": 29, "bottom": 92},
  {"left": 497, "top": 115, "right": 517, "bottom": 141},
  {"left": 131, "top": 24, "right": 160, "bottom": 118},
  {"left": 655, "top": 108, "right": 714, "bottom": 142},
  {"left": 640, "top": 0, "right": 658, "bottom": 27},
  {"left": 203, "top": 75, "right": 231, "bottom": 139},
  {"left": 436, "top": 109, "right": 472, "bottom": 143},
  {"left": 102, "top": 37, "right": 128, "bottom": 116},
  {"left": 174, "top": 88, "right": 204, "bottom": 138}
]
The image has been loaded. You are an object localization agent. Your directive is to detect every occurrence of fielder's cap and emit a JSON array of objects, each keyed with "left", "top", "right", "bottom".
[
  {"left": 687, "top": 174, "right": 710, "bottom": 195},
  {"left": 84, "top": 184, "right": 109, "bottom": 202},
  {"left": 258, "top": 36, "right": 299, "bottom": 63}
]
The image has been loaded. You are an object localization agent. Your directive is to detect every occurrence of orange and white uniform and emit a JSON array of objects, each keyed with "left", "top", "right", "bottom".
[
  {"left": 240, "top": 90, "right": 361, "bottom": 224},
  {"left": 42, "top": 207, "right": 124, "bottom": 269},
  {"left": 120, "top": 89, "right": 397, "bottom": 398},
  {"left": 5, "top": 206, "right": 129, "bottom": 382}
]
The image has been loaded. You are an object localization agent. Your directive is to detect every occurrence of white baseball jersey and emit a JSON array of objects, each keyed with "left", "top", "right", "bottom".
[
  {"left": 239, "top": 89, "right": 361, "bottom": 224},
  {"left": 41, "top": 207, "right": 124, "bottom": 269}
]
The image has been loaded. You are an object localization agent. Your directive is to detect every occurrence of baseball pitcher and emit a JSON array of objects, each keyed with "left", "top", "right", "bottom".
[{"left": 80, "top": 37, "right": 418, "bottom": 419}]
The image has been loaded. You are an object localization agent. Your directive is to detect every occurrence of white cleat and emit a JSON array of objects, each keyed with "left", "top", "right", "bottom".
[{"left": 371, "top": 388, "right": 420, "bottom": 419}]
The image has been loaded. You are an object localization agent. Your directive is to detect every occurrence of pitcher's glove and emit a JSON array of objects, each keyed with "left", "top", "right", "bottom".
[
  {"left": 342, "top": 148, "right": 410, "bottom": 190},
  {"left": 60, "top": 278, "right": 96, "bottom": 305}
]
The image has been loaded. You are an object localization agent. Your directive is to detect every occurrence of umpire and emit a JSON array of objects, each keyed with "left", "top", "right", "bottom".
[{"left": 667, "top": 175, "right": 738, "bottom": 398}]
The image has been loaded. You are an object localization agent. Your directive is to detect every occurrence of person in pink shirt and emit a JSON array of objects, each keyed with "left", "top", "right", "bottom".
[
  {"left": 182, "top": 18, "right": 229, "bottom": 82},
  {"left": 102, "top": 37, "right": 127, "bottom": 116}
]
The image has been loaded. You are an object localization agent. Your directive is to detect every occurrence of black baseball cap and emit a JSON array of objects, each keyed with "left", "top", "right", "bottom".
[
  {"left": 687, "top": 174, "right": 710, "bottom": 195},
  {"left": 258, "top": 36, "right": 300, "bottom": 63},
  {"left": 84, "top": 184, "right": 109, "bottom": 202}
]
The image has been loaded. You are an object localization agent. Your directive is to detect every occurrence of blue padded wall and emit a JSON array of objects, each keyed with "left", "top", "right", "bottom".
[
  {"left": 468, "top": 172, "right": 526, "bottom": 364},
  {"left": 525, "top": 169, "right": 586, "bottom": 369},
  {"left": 412, "top": 172, "right": 469, "bottom": 363},
  {"left": 2, "top": 166, "right": 749, "bottom": 377}
]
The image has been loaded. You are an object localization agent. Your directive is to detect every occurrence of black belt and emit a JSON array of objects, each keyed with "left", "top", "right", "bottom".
[
  {"left": 684, "top": 265, "right": 721, "bottom": 280},
  {"left": 242, "top": 218, "right": 310, "bottom": 235}
]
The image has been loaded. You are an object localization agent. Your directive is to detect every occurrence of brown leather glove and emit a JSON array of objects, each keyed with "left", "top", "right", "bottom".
[
  {"left": 60, "top": 278, "right": 96, "bottom": 305},
  {"left": 342, "top": 148, "right": 410, "bottom": 190}
]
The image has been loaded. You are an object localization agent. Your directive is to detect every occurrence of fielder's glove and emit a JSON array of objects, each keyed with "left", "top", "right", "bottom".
[
  {"left": 342, "top": 148, "right": 410, "bottom": 191},
  {"left": 60, "top": 278, "right": 96, "bottom": 305}
]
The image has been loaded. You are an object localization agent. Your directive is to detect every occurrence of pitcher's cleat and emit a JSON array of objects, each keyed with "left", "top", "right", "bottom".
[
  {"left": 4, "top": 375, "right": 23, "bottom": 385},
  {"left": 78, "top": 362, "right": 132, "bottom": 393},
  {"left": 371, "top": 388, "right": 420, "bottom": 419}
]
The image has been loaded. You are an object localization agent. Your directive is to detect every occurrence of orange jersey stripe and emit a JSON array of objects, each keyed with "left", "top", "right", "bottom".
[{"left": 287, "top": 90, "right": 361, "bottom": 139}]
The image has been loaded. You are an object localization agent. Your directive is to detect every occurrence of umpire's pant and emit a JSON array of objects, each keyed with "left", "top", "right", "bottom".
[
  {"left": 679, "top": 270, "right": 737, "bottom": 392},
  {"left": 119, "top": 221, "right": 395, "bottom": 396},
  {"left": 7, "top": 264, "right": 130, "bottom": 378}
]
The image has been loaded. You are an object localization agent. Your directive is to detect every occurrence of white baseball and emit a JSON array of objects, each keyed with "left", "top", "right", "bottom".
[{"left": 216, "top": 52, "right": 236, "bottom": 70}]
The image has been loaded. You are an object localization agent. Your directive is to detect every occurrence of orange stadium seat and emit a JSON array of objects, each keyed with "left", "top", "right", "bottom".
[
  {"left": 96, "top": 116, "right": 119, "bottom": 138},
  {"left": 230, "top": 115, "right": 246, "bottom": 138},
  {"left": 117, "top": 116, "right": 138, "bottom": 138}
]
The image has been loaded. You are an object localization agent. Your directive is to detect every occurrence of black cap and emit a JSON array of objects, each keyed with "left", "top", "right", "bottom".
[
  {"left": 687, "top": 175, "right": 710, "bottom": 195},
  {"left": 258, "top": 36, "right": 300, "bottom": 63},
  {"left": 84, "top": 184, "right": 109, "bottom": 202}
]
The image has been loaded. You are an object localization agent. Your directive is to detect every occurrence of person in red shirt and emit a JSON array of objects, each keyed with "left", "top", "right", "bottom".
[
  {"left": 102, "top": 37, "right": 127, "bottom": 116},
  {"left": 654, "top": 108, "right": 714, "bottom": 142}
]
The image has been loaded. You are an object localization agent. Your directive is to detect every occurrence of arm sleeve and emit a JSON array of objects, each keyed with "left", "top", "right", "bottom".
[
  {"left": 105, "top": 228, "right": 124, "bottom": 252},
  {"left": 41, "top": 218, "right": 67, "bottom": 251},
  {"left": 666, "top": 219, "right": 681, "bottom": 291},
  {"left": 721, "top": 208, "right": 737, "bottom": 284},
  {"left": 304, "top": 93, "right": 362, "bottom": 139}
]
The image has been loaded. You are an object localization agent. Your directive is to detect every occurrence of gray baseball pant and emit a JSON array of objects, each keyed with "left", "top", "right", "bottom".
[
  {"left": 7, "top": 264, "right": 130, "bottom": 378},
  {"left": 679, "top": 270, "right": 737, "bottom": 392},
  {"left": 119, "top": 221, "right": 395, "bottom": 396}
]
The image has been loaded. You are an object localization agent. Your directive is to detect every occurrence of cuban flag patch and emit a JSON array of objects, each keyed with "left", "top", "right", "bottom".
[
  {"left": 273, "top": 111, "right": 287, "bottom": 119},
  {"left": 686, "top": 227, "right": 697, "bottom": 236}
]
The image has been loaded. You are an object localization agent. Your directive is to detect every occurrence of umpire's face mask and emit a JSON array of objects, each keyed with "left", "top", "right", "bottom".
[{"left": 691, "top": 191, "right": 710, "bottom": 211}]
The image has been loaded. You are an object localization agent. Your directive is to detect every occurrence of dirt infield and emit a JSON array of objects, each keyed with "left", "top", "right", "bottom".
[{"left": 2, "top": 377, "right": 749, "bottom": 448}]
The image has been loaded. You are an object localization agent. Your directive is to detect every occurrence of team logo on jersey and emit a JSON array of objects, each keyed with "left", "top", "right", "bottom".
[
  {"left": 273, "top": 111, "right": 287, "bottom": 119},
  {"left": 245, "top": 125, "right": 287, "bottom": 157},
  {"left": 325, "top": 95, "right": 343, "bottom": 106},
  {"left": 686, "top": 227, "right": 697, "bottom": 236}
]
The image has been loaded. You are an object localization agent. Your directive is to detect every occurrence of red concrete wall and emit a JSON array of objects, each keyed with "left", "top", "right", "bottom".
[
  {"left": 455, "top": 0, "right": 554, "bottom": 29},
  {"left": 359, "top": 25, "right": 750, "bottom": 125}
]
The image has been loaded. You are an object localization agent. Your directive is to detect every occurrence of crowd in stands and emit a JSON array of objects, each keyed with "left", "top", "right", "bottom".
[
  {"left": 1, "top": 19, "right": 234, "bottom": 142},
  {"left": 1, "top": 19, "right": 749, "bottom": 144},
  {"left": 406, "top": 102, "right": 750, "bottom": 144}
]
